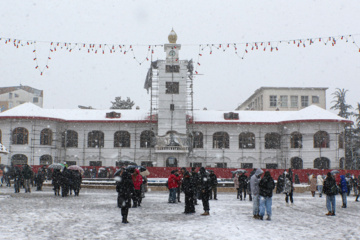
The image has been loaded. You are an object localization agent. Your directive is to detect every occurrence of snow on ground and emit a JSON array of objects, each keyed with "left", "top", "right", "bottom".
[{"left": 0, "top": 186, "right": 359, "bottom": 240}]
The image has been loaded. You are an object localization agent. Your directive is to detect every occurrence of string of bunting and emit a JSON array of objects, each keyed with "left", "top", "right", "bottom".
[{"left": 0, "top": 34, "right": 359, "bottom": 76}]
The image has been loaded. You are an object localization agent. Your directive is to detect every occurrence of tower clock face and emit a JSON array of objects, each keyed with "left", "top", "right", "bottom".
[{"left": 169, "top": 50, "right": 176, "bottom": 57}]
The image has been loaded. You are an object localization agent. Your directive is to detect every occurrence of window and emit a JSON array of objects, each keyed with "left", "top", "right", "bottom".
[
  {"left": 166, "top": 157, "right": 178, "bottom": 167},
  {"left": 190, "top": 162, "right": 202, "bottom": 168},
  {"left": 192, "top": 131, "right": 203, "bottom": 149},
  {"left": 241, "top": 163, "right": 253, "bottom": 169},
  {"left": 290, "top": 132, "right": 302, "bottom": 148},
  {"left": 213, "top": 132, "right": 229, "bottom": 149},
  {"left": 40, "top": 155, "right": 53, "bottom": 165},
  {"left": 14, "top": 93, "right": 19, "bottom": 98},
  {"left": 165, "top": 65, "right": 180, "bottom": 73},
  {"left": 12, "top": 127, "right": 29, "bottom": 145},
  {"left": 165, "top": 82, "right": 179, "bottom": 94},
  {"left": 290, "top": 96, "right": 298, "bottom": 107},
  {"left": 301, "top": 96, "right": 309, "bottom": 107},
  {"left": 339, "top": 157, "right": 345, "bottom": 169},
  {"left": 312, "top": 96, "right": 319, "bottom": 104},
  {"left": 265, "top": 133, "right": 281, "bottom": 149},
  {"left": 11, "top": 154, "right": 28, "bottom": 165},
  {"left": 269, "top": 95, "right": 277, "bottom": 107},
  {"left": 314, "top": 131, "right": 329, "bottom": 148},
  {"left": 90, "top": 161, "right": 102, "bottom": 166},
  {"left": 114, "top": 131, "right": 130, "bottom": 148},
  {"left": 40, "top": 128, "right": 52, "bottom": 145},
  {"left": 280, "top": 95, "right": 288, "bottom": 107},
  {"left": 88, "top": 131, "right": 104, "bottom": 148},
  {"left": 33, "top": 97, "right": 39, "bottom": 103},
  {"left": 224, "top": 112, "right": 239, "bottom": 120},
  {"left": 291, "top": 157, "right": 303, "bottom": 169},
  {"left": 239, "top": 132, "right": 255, "bottom": 149},
  {"left": 338, "top": 132, "right": 344, "bottom": 149},
  {"left": 314, "top": 157, "right": 330, "bottom": 169},
  {"left": 9, "top": 93, "right": 12, "bottom": 99},
  {"left": 266, "top": 163, "right": 278, "bottom": 169},
  {"left": 141, "top": 161, "right": 154, "bottom": 167},
  {"left": 106, "top": 112, "right": 121, "bottom": 118},
  {"left": 140, "top": 130, "right": 155, "bottom": 148},
  {"left": 61, "top": 130, "right": 78, "bottom": 148},
  {"left": 216, "top": 163, "right": 227, "bottom": 168},
  {"left": 66, "top": 161, "right": 76, "bottom": 166}
]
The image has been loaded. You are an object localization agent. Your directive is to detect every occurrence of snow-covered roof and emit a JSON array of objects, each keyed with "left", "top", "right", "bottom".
[{"left": 0, "top": 102, "right": 352, "bottom": 124}]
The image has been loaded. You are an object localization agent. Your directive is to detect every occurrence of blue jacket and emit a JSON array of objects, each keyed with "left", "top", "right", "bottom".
[{"left": 339, "top": 175, "right": 348, "bottom": 193}]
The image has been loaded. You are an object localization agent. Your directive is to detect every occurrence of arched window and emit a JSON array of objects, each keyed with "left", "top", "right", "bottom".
[
  {"left": 114, "top": 131, "right": 130, "bottom": 148},
  {"left": 40, "top": 155, "right": 53, "bottom": 165},
  {"left": 290, "top": 132, "right": 302, "bottom": 148},
  {"left": 11, "top": 154, "right": 28, "bottom": 165},
  {"left": 339, "top": 157, "right": 345, "bottom": 169},
  {"left": 291, "top": 157, "right": 303, "bottom": 169},
  {"left": 213, "top": 132, "right": 229, "bottom": 149},
  {"left": 338, "top": 132, "right": 344, "bottom": 149},
  {"left": 314, "top": 157, "right": 330, "bottom": 169},
  {"left": 314, "top": 131, "right": 329, "bottom": 148},
  {"left": 61, "top": 130, "right": 78, "bottom": 148},
  {"left": 12, "top": 127, "right": 29, "bottom": 144},
  {"left": 166, "top": 157, "right": 178, "bottom": 167},
  {"left": 40, "top": 128, "right": 52, "bottom": 145},
  {"left": 192, "top": 131, "right": 203, "bottom": 149},
  {"left": 140, "top": 130, "right": 155, "bottom": 148},
  {"left": 239, "top": 132, "right": 255, "bottom": 149},
  {"left": 88, "top": 131, "right": 104, "bottom": 148},
  {"left": 265, "top": 133, "right": 281, "bottom": 149}
]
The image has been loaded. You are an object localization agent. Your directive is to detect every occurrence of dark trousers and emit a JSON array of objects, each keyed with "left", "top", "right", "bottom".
[
  {"left": 177, "top": 187, "right": 181, "bottom": 202},
  {"left": 185, "top": 193, "right": 195, "bottom": 213},
  {"left": 132, "top": 189, "right": 142, "bottom": 206},
  {"left": 239, "top": 187, "right": 247, "bottom": 200},
  {"left": 285, "top": 191, "right": 293, "bottom": 203},
  {"left": 209, "top": 186, "right": 217, "bottom": 199},
  {"left": 201, "top": 191, "right": 210, "bottom": 212}
]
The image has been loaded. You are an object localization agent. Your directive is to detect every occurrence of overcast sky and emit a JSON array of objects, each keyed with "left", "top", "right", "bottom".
[{"left": 1, "top": 0, "right": 360, "bottom": 114}]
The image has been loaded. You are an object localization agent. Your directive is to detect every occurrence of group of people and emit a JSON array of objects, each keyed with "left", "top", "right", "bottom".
[
  {"left": 52, "top": 167, "right": 82, "bottom": 197},
  {"left": 167, "top": 167, "right": 218, "bottom": 216},
  {"left": 115, "top": 167, "right": 147, "bottom": 224}
]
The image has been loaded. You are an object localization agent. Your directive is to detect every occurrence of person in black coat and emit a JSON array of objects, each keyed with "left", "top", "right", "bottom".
[
  {"left": 60, "top": 168, "right": 71, "bottom": 197},
  {"left": 13, "top": 167, "right": 22, "bottom": 193},
  {"left": 199, "top": 167, "right": 212, "bottom": 216},
  {"left": 238, "top": 172, "right": 248, "bottom": 200},
  {"left": 323, "top": 172, "right": 337, "bottom": 216},
  {"left": 181, "top": 170, "right": 196, "bottom": 214},
  {"left": 209, "top": 170, "right": 218, "bottom": 200},
  {"left": 72, "top": 170, "right": 82, "bottom": 196},
  {"left": 116, "top": 168, "right": 135, "bottom": 224},
  {"left": 258, "top": 171, "right": 275, "bottom": 220},
  {"left": 191, "top": 167, "right": 199, "bottom": 205},
  {"left": 52, "top": 169, "right": 61, "bottom": 196},
  {"left": 276, "top": 172, "right": 285, "bottom": 194}
]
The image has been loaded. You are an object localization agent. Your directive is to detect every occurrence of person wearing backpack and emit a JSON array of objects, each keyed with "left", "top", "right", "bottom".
[
  {"left": 339, "top": 175, "right": 348, "bottom": 208},
  {"left": 323, "top": 172, "right": 337, "bottom": 216},
  {"left": 284, "top": 173, "right": 294, "bottom": 204}
]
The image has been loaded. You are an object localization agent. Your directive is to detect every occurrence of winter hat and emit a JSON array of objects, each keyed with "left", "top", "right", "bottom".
[{"left": 199, "top": 167, "right": 206, "bottom": 173}]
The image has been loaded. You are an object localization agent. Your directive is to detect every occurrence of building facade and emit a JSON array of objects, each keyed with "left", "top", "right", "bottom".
[
  {"left": 0, "top": 85, "right": 43, "bottom": 112},
  {"left": 236, "top": 87, "right": 327, "bottom": 111},
  {"left": 0, "top": 31, "right": 351, "bottom": 169}
]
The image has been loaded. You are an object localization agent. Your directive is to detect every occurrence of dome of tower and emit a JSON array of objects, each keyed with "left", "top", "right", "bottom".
[{"left": 168, "top": 29, "right": 177, "bottom": 44}]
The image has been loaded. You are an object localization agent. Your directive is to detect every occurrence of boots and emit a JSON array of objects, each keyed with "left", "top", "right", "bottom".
[
  {"left": 201, "top": 211, "right": 210, "bottom": 216},
  {"left": 325, "top": 211, "right": 332, "bottom": 216},
  {"left": 122, "top": 216, "right": 129, "bottom": 224},
  {"left": 341, "top": 204, "right": 347, "bottom": 208}
]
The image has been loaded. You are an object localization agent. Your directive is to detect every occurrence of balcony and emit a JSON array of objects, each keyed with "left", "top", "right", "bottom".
[{"left": 155, "top": 146, "right": 189, "bottom": 153}]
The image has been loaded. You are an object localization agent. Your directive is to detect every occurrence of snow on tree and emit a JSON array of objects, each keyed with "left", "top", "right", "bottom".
[
  {"left": 330, "top": 88, "right": 353, "bottom": 119},
  {"left": 110, "top": 97, "right": 135, "bottom": 109}
]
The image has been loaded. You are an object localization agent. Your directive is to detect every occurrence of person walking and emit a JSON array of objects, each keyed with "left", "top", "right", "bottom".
[
  {"left": 52, "top": 169, "right": 61, "bottom": 196},
  {"left": 238, "top": 172, "right": 248, "bottom": 201},
  {"left": 323, "top": 172, "right": 337, "bottom": 216},
  {"left": 209, "top": 170, "right": 218, "bottom": 200},
  {"left": 259, "top": 171, "right": 275, "bottom": 220},
  {"left": 191, "top": 167, "right": 199, "bottom": 205},
  {"left": 317, "top": 174, "right": 324, "bottom": 197},
  {"left": 116, "top": 168, "right": 135, "bottom": 224},
  {"left": 131, "top": 168, "right": 143, "bottom": 207},
  {"left": 233, "top": 173, "right": 240, "bottom": 199},
  {"left": 181, "top": 170, "right": 196, "bottom": 214},
  {"left": 250, "top": 168, "right": 263, "bottom": 219},
  {"left": 339, "top": 175, "right": 348, "bottom": 208},
  {"left": 168, "top": 170, "right": 181, "bottom": 203},
  {"left": 199, "top": 167, "right": 211, "bottom": 216},
  {"left": 22, "top": 164, "right": 33, "bottom": 193},
  {"left": 310, "top": 175, "right": 317, "bottom": 197},
  {"left": 284, "top": 173, "right": 294, "bottom": 204}
]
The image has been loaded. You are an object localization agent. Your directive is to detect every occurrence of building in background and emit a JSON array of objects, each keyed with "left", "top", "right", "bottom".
[
  {"left": 236, "top": 87, "right": 327, "bottom": 111},
  {"left": 0, "top": 31, "right": 351, "bottom": 170},
  {"left": 0, "top": 85, "right": 43, "bottom": 112}
]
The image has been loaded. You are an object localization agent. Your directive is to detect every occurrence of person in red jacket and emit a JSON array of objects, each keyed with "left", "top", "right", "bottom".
[
  {"left": 168, "top": 170, "right": 181, "bottom": 203},
  {"left": 132, "top": 169, "right": 143, "bottom": 208}
]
